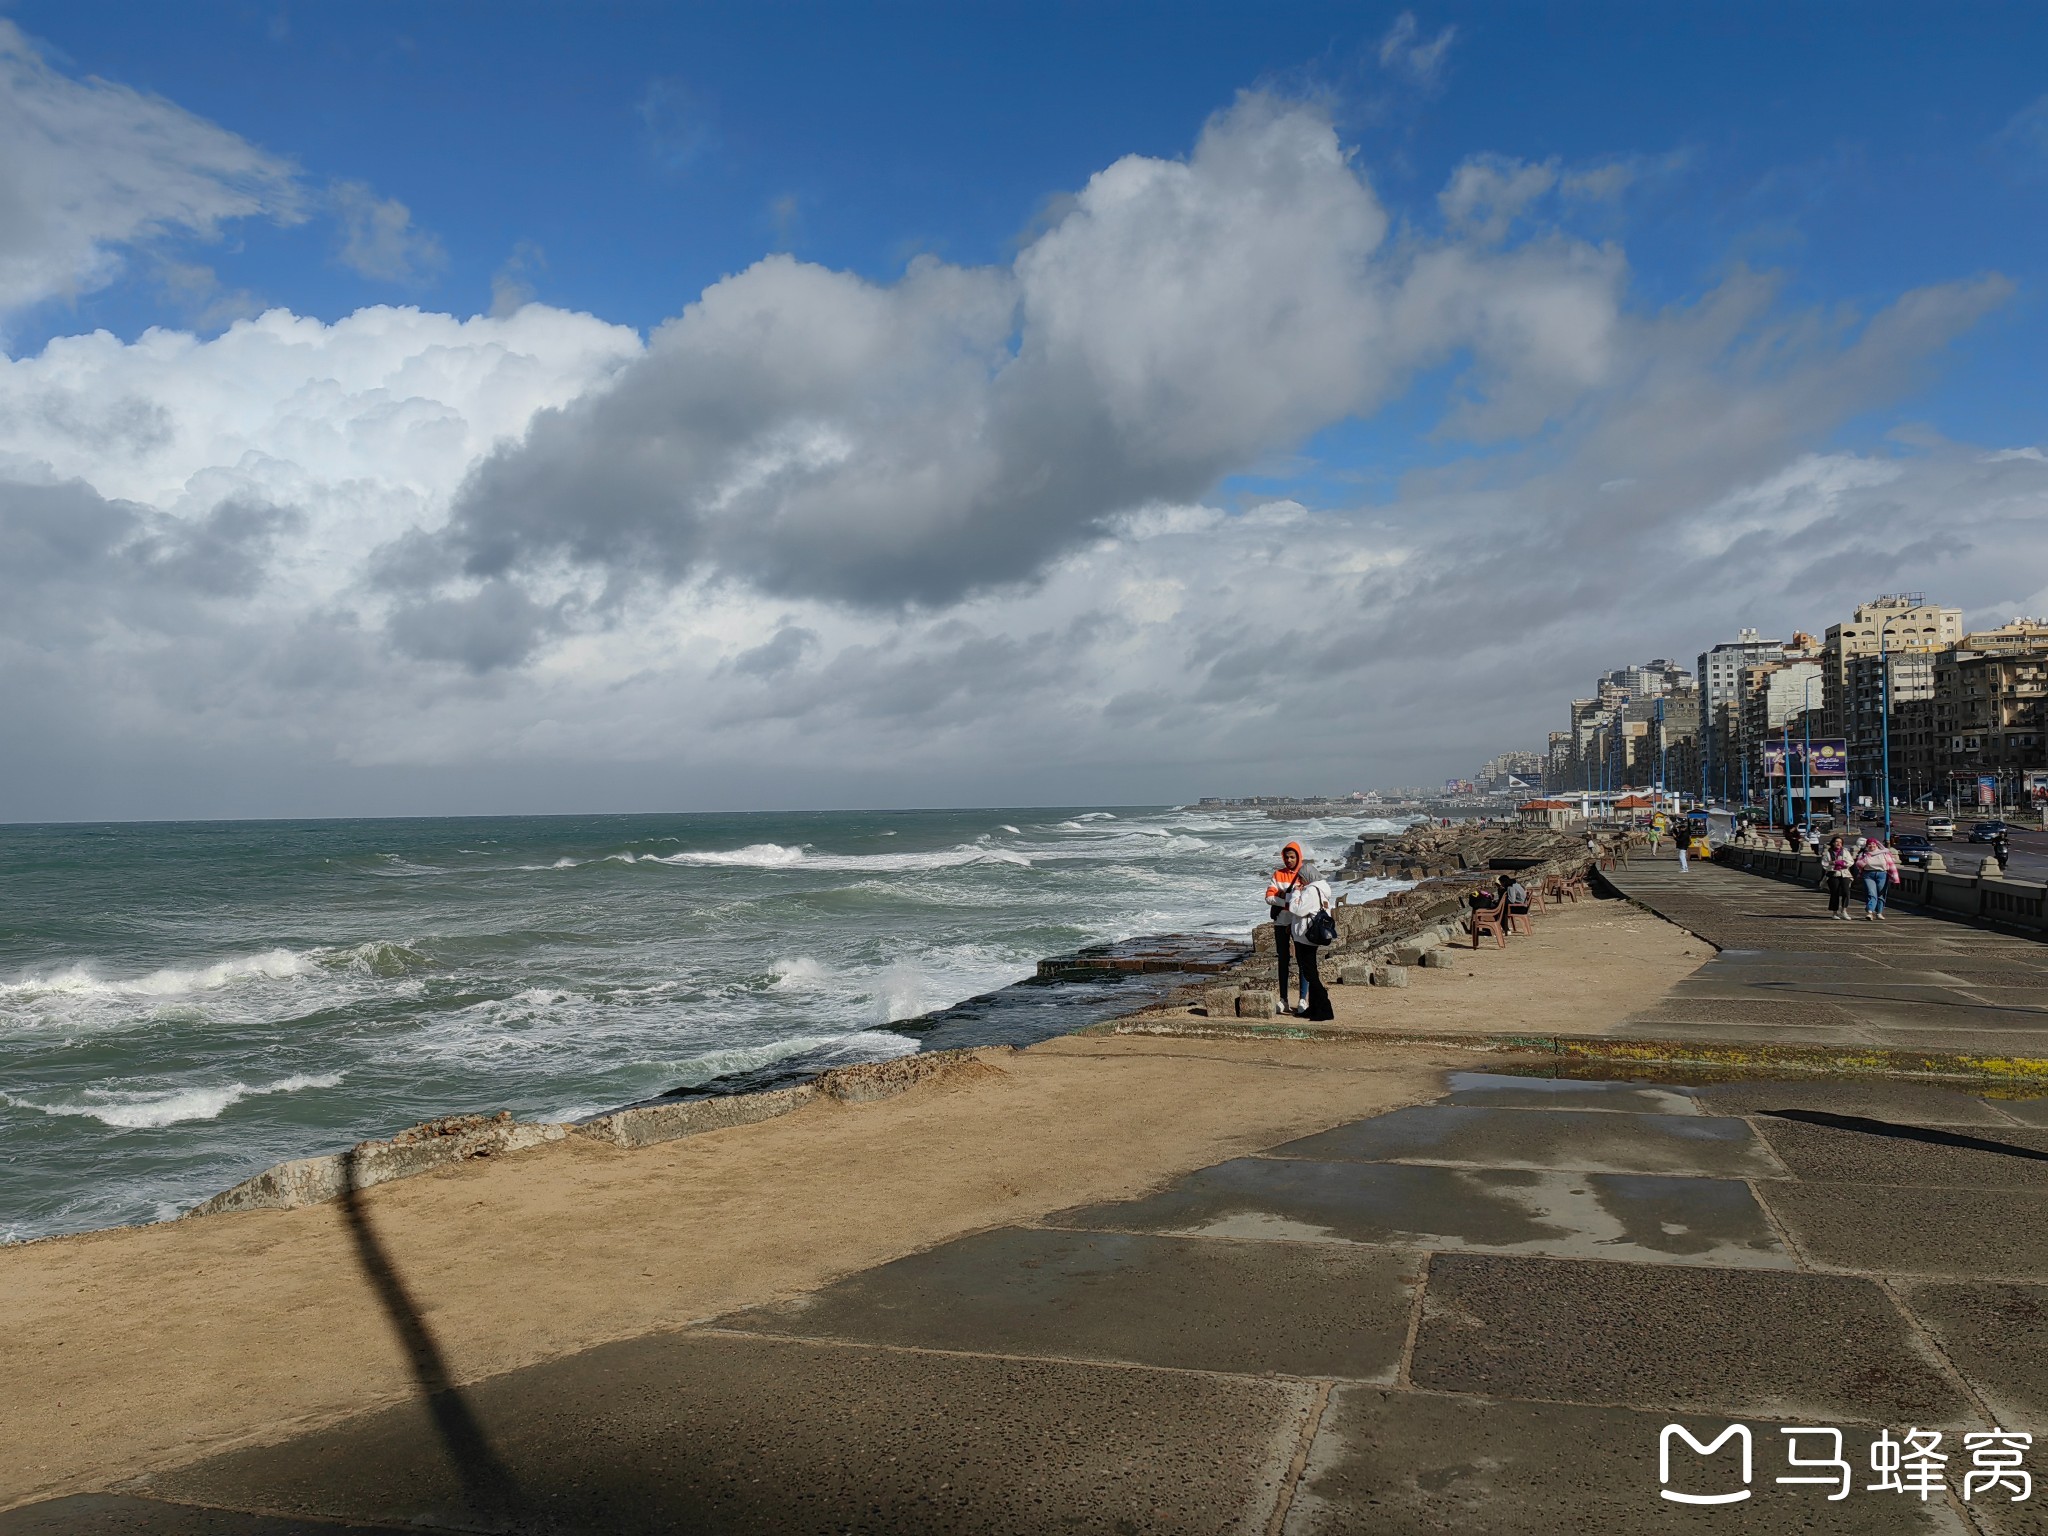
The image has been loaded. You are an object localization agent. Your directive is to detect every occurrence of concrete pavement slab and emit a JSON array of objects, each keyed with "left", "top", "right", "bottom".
[
  {"left": 1987, "top": 1097, "right": 2048, "bottom": 1127},
  {"left": 146, "top": 1330, "right": 1309, "bottom": 1536},
  {"left": 1694, "top": 1078, "right": 2019, "bottom": 1127},
  {"left": 1630, "top": 997, "right": 1862, "bottom": 1026},
  {"left": 1751, "top": 1114, "right": 2048, "bottom": 1186},
  {"left": 1282, "top": 1388, "right": 1969, "bottom": 1535},
  {"left": 0, "top": 1497, "right": 411, "bottom": 1535},
  {"left": 1754, "top": 1184, "right": 2048, "bottom": 1279},
  {"left": 1408, "top": 1253, "right": 1972, "bottom": 1423},
  {"left": 1045, "top": 1157, "right": 1792, "bottom": 1266},
  {"left": 1265, "top": 1106, "right": 1782, "bottom": 1179},
  {"left": 715, "top": 1226, "right": 1418, "bottom": 1380},
  {"left": 1440, "top": 1071, "right": 1702, "bottom": 1113},
  {"left": 1957, "top": 988, "right": 2048, "bottom": 1010},
  {"left": 1900, "top": 1282, "right": 2048, "bottom": 1429}
]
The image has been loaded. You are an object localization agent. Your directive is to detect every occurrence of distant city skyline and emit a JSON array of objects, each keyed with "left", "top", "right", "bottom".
[{"left": 3, "top": 4, "right": 2046, "bottom": 821}]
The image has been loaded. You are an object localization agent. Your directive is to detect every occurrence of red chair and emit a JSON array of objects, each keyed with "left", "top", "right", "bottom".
[{"left": 1469, "top": 902, "right": 1508, "bottom": 949}]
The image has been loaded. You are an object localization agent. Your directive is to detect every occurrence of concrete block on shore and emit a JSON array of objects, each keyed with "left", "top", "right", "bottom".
[
  {"left": 1392, "top": 944, "right": 1429, "bottom": 966},
  {"left": 1374, "top": 965, "right": 1410, "bottom": 988},
  {"left": 1203, "top": 985, "right": 1241, "bottom": 1015},
  {"left": 1236, "top": 989, "right": 1280, "bottom": 1017},
  {"left": 818, "top": 1048, "right": 1004, "bottom": 1104},
  {"left": 577, "top": 1084, "right": 819, "bottom": 1149},
  {"left": 188, "top": 1113, "right": 568, "bottom": 1217},
  {"left": 1338, "top": 961, "right": 1372, "bottom": 986},
  {"left": 1420, "top": 949, "right": 1456, "bottom": 969}
]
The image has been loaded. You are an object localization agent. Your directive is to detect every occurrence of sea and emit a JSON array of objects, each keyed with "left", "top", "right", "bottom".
[{"left": 0, "top": 806, "right": 1410, "bottom": 1244}]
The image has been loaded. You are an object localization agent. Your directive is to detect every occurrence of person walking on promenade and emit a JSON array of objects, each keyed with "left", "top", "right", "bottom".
[
  {"left": 1265, "top": 842, "right": 1311, "bottom": 1015},
  {"left": 1856, "top": 835, "right": 1900, "bottom": 921},
  {"left": 1675, "top": 828, "right": 1691, "bottom": 872},
  {"left": 1285, "top": 861, "right": 1337, "bottom": 1020},
  {"left": 1821, "top": 835, "right": 1854, "bottom": 919}
]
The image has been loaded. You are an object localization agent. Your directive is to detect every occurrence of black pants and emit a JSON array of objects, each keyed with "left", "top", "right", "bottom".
[
  {"left": 1273, "top": 921, "right": 1293, "bottom": 1004},
  {"left": 1827, "top": 874, "right": 1851, "bottom": 913},
  {"left": 1294, "top": 940, "right": 1333, "bottom": 1021}
]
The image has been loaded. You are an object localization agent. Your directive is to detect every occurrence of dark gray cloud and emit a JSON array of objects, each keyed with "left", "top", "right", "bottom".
[
  {"left": 727, "top": 624, "right": 819, "bottom": 678},
  {"left": 405, "top": 97, "right": 1627, "bottom": 625},
  {"left": 0, "top": 477, "right": 297, "bottom": 629},
  {"left": 385, "top": 581, "right": 561, "bottom": 673}
]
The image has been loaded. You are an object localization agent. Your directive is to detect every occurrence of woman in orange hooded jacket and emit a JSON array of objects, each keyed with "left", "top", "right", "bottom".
[{"left": 1265, "top": 842, "right": 1310, "bottom": 1013}]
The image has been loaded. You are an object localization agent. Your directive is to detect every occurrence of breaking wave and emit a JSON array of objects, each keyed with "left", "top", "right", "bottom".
[
  {"left": 5, "top": 1072, "right": 343, "bottom": 1129},
  {"left": 0, "top": 948, "right": 314, "bottom": 1003}
]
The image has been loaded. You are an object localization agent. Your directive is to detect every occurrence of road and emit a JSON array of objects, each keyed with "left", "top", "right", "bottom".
[
  {"left": 1703, "top": 805, "right": 2048, "bottom": 882},
  {"left": 1885, "top": 808, "right": 2048, "bottom": 882}
]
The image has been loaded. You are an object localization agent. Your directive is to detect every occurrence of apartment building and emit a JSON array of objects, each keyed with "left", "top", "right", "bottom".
[
  {"left": 1697, "top": 629, "right": 1785, "bottom": 801},
  {"left": 1937, "top": 648, "right": 2048, "bottom": 806},
  {"left": 1820, "top": 594, "right": 1963, "bottom": 738}
]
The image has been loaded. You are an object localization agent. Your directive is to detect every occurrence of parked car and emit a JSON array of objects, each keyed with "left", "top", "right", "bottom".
[
  {"left": 1857, "top": 807, "right": 1879, "bottom": 822},
  {"left": 1926, "top": 815, "right": 1956, "bottom": 839},
  {"left": 1893, "top": 833, "right": 1935, "bottom": 868},
  {"left": 1970, "top": 820, "right": 2012, "bottom": 843}
]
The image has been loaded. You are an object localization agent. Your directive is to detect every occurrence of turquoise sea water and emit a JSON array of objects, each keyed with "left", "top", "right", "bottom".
[{"left": 0, "top": 807, "right": 1405, "bottom": 1243}]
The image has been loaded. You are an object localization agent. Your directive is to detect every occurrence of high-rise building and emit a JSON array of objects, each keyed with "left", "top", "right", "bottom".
[
  {"left": 1737, "top": 657, "right": 1824, "bottom": 810},
  {"left": 1820, "top": 595, "right": 1963, "bottom": 739},
  {"left": 1697, "top": 629, "right": 1785, "bottom": 803},
  {"left": 1846, "top": 651, "right": 1937, "bottom": 806},
  {"left": 1960, "top": 618, "right": 2048, "bottom": 656},
  {"left": 1933, "top": 646, "right": 2048, "bottom": 809}
]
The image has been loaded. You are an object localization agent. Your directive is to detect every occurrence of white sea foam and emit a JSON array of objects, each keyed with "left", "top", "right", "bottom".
[
  {"left": 999, "top": 824, "right": 1021, "bottom": 835},
  {"left": 6, "top": 1072, "right": 343, "bottom": 1129},
  {"left": 771, "top": 956, "right": 831, "bottom": 990},
  {"left": 654, "top": 1029, "right": 912, "bottom": 1088},
  {"left": 656, "top": 842, "right": 809, "bottom": 868},
  {"left": 646, "top": 842, "right": 1031, "bottom": 873},
  {"left": 0, "top": 948, "right": 314, "bottom": 1003}
]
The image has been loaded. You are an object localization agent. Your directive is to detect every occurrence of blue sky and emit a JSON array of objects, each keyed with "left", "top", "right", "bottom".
[
  {"left": 19, "top": 0, "right": 2046, "bottom": 452},
  {"left": 2, "top": 2, "right": 2046, "bottom": 818}
]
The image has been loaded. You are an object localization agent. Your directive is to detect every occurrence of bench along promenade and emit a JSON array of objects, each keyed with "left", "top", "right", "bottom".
[{"left": 7, "top": 849, "right": 2048, "bottom": 1534}]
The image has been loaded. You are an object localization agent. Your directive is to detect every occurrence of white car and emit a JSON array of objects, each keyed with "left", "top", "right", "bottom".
[{"left": 1926, "top": 815, "right": 1956, "bottom": 839}]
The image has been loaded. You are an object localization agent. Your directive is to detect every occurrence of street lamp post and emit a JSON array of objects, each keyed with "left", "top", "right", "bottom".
[
  {"left": 1781, "top": 715, "right": 1792, "bottom": 831},
  {"left": 1877, "top": 614, "right": 1911, "bottom": 842},
  {"left": 1657, "top": 697, "right": 1668, "bottom": 803},
  {"left": 1802, "top": 675, "right": 1820, "bottom": 829}
]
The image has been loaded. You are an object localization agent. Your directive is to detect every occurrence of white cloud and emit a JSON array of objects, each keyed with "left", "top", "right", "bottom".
[
  {"left": 331, "top": 180, "right": 446, "bottom": 284},
  {"left": 413, "top": 95, "right": 1628, "bottom": 637},
  {"left": 0, "top": 20, "right": 301, "bottom": 325},
  {"left": 1378, "top": 12, "right": 1457, "bottom": 87},
  {"left": 0, "top": 303, "right": 642, "bottom": 611},
  {"left": 1439, "top": 154, "right": 1558, "bottom": 241},
  {"left": 0, "top": 85, "right": 2030, "bottom": 820}
]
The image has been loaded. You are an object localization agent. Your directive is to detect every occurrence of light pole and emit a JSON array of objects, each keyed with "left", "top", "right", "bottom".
[
  {"left": 1877, "top": 613, "right": 1911, "bottom": 841},
  {"left": 1781, "top": 714, "right": 1792, "bottom": 831},
  {"left": 1657, "top": 697, "right": 1668, "bottom": 802},
  {"left": 1802, "top": 674, "right": 1820, "bottom": 829}
]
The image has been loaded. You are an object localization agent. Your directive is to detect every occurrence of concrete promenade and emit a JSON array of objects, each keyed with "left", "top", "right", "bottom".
[
  {"left": 1604, "top": 853, "right": 2048, "bottom": 1067},
  {"left": 9, "top": 859, "right": 2048, "bottom": 1534}
]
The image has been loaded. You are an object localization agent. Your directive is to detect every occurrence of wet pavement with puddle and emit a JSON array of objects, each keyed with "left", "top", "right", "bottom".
[{"left": 16, "top": 1064, "right": 2048, "bottom": 1535}]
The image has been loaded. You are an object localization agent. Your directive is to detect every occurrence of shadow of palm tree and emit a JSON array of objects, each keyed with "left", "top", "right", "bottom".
[{"left": 340, "top": 1149, "right": 523, "bottom": 1527}]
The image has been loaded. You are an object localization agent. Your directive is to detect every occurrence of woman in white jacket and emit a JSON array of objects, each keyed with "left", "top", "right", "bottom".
[{"left": 1285, "top": 869, "right": 1337, "bottom": 1021}]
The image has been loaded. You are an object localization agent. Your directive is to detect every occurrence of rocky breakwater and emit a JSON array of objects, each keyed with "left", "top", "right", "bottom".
[
  {"left": 1184, "top": 823, "right": 1594, "bottom": 1023},
  {"left": 1339, "top": 820, "right": 1572, "bottom": 882}
]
